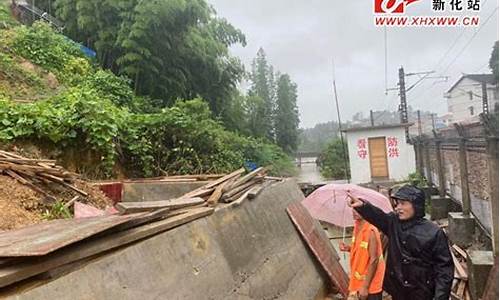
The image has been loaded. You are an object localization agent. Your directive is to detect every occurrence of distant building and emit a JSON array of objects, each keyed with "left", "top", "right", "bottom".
[
  {"left": 444, "top": 74, "right": 499, "bottom": 123},
  {"left": 343, "top": 123, "right": 416, "bottom": 184}
]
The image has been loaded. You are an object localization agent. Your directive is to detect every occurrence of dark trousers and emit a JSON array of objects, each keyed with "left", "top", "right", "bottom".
[{"left": 367, "top": 292, "right": 383, "bottom": 300}]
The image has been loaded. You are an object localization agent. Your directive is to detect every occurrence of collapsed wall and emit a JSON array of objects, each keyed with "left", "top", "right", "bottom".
[{"left": 9, "top": 180, "right": 327, "bottom": 300}]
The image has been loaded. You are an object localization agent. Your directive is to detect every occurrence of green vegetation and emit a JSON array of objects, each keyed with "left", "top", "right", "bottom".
[
  {"left": 0, "top": 16, "right": 296, "bottom": 178},
  {"left": 489, "top": 41, "right": 498, "bottom": 84},
  {"left": 317, "top": 138, "right": 350, "bottom": 179},
  {"left": 42, "top": 200, "right": 72, "bottom": 220},
  {"left": 298, "top": 121, "right": 341, "bottom": 154},
  {"left": 247, "top": 48, "right": 300, "bottom": 153},
  {"left": 406, "top": 172, "right": 427, "bottom": 188}
]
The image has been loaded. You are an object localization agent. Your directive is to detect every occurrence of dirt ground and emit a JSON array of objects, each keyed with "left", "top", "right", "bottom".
[{"left": 0, "top": 175, "right": 112, "bottom": 231}]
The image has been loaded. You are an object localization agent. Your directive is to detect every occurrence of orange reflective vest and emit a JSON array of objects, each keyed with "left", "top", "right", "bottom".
[{"left": 348, "top": 221, "right": 386, "bottom": 294}]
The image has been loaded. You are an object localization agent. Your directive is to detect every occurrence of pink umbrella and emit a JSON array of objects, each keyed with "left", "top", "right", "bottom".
[{"left": 301, "top": 183, "right": 393, "bottom": 228}]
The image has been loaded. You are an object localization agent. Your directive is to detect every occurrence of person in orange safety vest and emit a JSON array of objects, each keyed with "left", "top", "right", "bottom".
[{"left": 339, "top": 209, "right": 386, "bottom": 300}]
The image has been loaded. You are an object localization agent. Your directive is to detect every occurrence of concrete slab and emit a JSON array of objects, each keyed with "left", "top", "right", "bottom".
[
  {"left": 430, "top": 195, "right": 450, "bottom": 220},
  {"left": 9, "top": 180, "right": 327, "bottom": 300},
  {"left": 466, "top": 250, "right": 494, "bottom": 300},
  {"left": 122, "top": 181, "right": 208, "bottom": 202},
  {"left": 448, "top": 212, "right": 475, "bottom": 248}
]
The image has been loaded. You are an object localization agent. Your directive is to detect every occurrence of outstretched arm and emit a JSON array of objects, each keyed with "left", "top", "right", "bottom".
[{"left": 347, "top": 192, "right": 391, "bottom": 235}]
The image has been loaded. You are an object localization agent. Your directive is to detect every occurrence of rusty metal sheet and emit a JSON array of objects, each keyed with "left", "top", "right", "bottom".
[
  {"left": 286, "top": 201, "right": 349, "bottom": 297},
  {"left": 0, "top": 213, "right": 144, "bottom": 257}
]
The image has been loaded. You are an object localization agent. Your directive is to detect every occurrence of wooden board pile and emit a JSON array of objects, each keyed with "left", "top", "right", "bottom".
[
  {"left": 116, "top": 167, "right": 280, "bottom": 213},
  {"left": 0, "top": 150, "right": 87, "bottom": 202},
  {"left": 450, "top": 244, "right": 471, "bottom": 300},
  {"left": 122, "top": 174, "right": 226, "bottom": 183},
  {"left": 0, "top": 167, "right": 282, "bottom": 291}
]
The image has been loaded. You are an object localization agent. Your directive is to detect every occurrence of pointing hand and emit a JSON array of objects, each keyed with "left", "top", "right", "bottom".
[{"left": 346, "top": 191, "right": 364, "bottom": 208}]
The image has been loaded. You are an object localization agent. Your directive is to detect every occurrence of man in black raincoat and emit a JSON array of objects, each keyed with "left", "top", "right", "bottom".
[{"left": 347, "top": 185, "right": 453, "bottom": 300}]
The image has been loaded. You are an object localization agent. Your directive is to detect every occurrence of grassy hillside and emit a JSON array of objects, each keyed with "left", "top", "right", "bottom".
[{"left": 0, "top": 5, "right": 296, "bottom": 178}]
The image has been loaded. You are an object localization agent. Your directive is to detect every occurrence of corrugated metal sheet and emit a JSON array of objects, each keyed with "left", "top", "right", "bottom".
[
  {"left": 286, "top": 201, "right": 349, "bottom": 297},
  {"left": 0, "top": 213, "right": 143, "bottom": 257}
]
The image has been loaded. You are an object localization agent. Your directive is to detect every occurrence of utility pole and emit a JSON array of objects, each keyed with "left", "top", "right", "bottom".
[
  {"left": 417, "top": 110, "right": 422, "bottom": 136},
  {"left": 398, "top": 67, "right": 409, "bottom": 141},
  {"left": 332, "top": 61, "right": 350, "bottom": 182},
  {"left": 387, "top": 67, "right": 444, "bottom": 140},
  {"left": 370, "top": 110, "right": 374, "bottom": 126},
  {"left": 431, "top": 113, "right": 436, "bottom": 131},
  {"left": 481, "top": 82, "right": 489, "bottom": 115}
]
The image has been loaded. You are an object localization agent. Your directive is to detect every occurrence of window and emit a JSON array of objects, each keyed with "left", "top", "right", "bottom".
[{"left": 469, "top": 106, "right": 474, "bottom": 115}]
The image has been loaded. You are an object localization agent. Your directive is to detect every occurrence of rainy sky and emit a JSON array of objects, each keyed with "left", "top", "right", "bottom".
[{"left": 207, "top": 0, "right": 499, "bottom": 128}]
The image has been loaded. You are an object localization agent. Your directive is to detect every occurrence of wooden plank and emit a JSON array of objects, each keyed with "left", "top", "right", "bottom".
[
  {"left": 0, "top": 214, "right": 144, "bottom": 257},
  {"left": 206, "top": 180, "right": 228, "bottom": 207},
  {"left": 221, "top": 178, "right": 261, "bottom": 201},
  {"left": 457, "top": 280, "right": 466, "bottom": 297},
  {"left": 452, "top": 244, "right": 467, "bottom": 259},
  {"left": 59, "top": 181, "right": 89, "bottom": 197},
  {"left": 204, "top": 168, "right": 245, "bottom": 189},
  {"left": 178, "top": 169, "right": 244, "bottom": 200},
  {"left": 0, "top": 150, "right": 23, "bottom": 159},
  {"left": 464, "top": 288, "right": 471, "bottom": 300},
  {"left": 0, "top": 207, "right": 214, "bottom": 288},
  {"left": 263, "top": 176, "right": 284, "bottom": 181},
  {"left": 115, "top": 197, "right": 205, "bottom": 214},
  {"left": 228, "top": 167, "right": 265, "bottom": 191},
  {"left": 451, "top": 248, "right": 468, "bottom": 280},
  {"left": 63, "top": 196, "right": 80, "bottom": 209},
  {"left": 286, "top": 201, "right": 349, "bottom": 297},
  {"left": 223, "top": 189, "right": 246, "bottom": 204},
  {"left": 0, "top": 158, "right": 56, "bottom": 164},
  {"left": 111, "top": 208, "right": 170, "bottom": 232},
  {"left": 247, "top": 183, "right": 265, "bottom": 199},
  {"left": 228, "top": 190, "right": 251, "bottom": 207},
  {"left": 180, "top": 188, "right": 215, "bottom": 199}
]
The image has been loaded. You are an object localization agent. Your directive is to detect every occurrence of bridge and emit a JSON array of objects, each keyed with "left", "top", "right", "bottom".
[{"left": 294, "top": 152, "right": 321, "bottom": 168}]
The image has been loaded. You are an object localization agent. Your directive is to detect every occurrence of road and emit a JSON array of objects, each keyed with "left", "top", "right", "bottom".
[{"left": 295, "top": 157, "right": 324, "bottom": 183}]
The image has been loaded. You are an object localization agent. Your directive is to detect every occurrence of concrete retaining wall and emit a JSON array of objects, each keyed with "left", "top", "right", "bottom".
[
  {"left": 121, "top": 181, "right": 208, "bottom": 202},
  {"left": 11, "top": 180, "right": 327, "bottom": 300}
]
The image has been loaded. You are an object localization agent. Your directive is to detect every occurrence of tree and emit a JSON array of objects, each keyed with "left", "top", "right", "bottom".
[
  {"left": 53, "top": 0, "right": 246, "bottom": 118},
  {"left": 244, "top": 94, "right": 267, "bottom": 138},
  {"left": 318, "top": 139, "right": 350, "bottom": 179},
  {"left": 249, "top": 48, "right": 274, "bottom": 140},
  {"left": 275, "top": 73, "right": 299, "bottom": 154},
  {"left": 298, "top": 121, "right": 340, "bottom": 153},
  {"left": 489, "top": 41, "right": 499, "bottom": 84}
]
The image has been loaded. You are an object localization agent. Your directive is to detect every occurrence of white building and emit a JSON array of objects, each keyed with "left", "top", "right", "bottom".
[
  {"left": 444, "top": 74, "right": 499, "bottom": 123},
  {"left": 343, "top": 124, "right": 416, "bottom": 184}
]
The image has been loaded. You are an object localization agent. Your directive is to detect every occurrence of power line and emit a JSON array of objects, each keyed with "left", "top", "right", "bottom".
[
  {"left": 434, "top": 29, "right": 468, "bottom": 72},
  {"left": 441, "top": 6, "right": 499, "bottom": 75},
  {"left": 384, "top": 26, "right": 389, "bottom": 93},
  {"left": 409, "top": 1, "right": 496, "bottom": 101}
]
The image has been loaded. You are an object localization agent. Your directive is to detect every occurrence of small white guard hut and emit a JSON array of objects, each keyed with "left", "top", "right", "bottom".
[{"left": 343, "top": 123, "right": 416, "bottom": 184}]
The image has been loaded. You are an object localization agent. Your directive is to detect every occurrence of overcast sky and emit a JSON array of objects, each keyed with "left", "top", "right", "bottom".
[{"left": 207, "top": 0, "right": 499, "bottom": 128}]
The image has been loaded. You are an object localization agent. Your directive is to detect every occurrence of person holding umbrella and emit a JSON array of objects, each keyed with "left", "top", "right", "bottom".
[
  {"left": 339, "top": 209, "right": 386, "bottom": 300},
  {"left": 347, "top": 185, "right": 453, "bottom": 300}
]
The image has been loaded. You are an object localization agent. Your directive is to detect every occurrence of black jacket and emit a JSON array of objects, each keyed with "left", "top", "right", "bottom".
[{"left": 355, "top": 202, "right": 454, "bottom": 300}]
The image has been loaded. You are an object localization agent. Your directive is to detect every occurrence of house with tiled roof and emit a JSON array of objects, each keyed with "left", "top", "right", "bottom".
[{"left": 444, "top": 74, "right": 498, "bottom": 123}]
